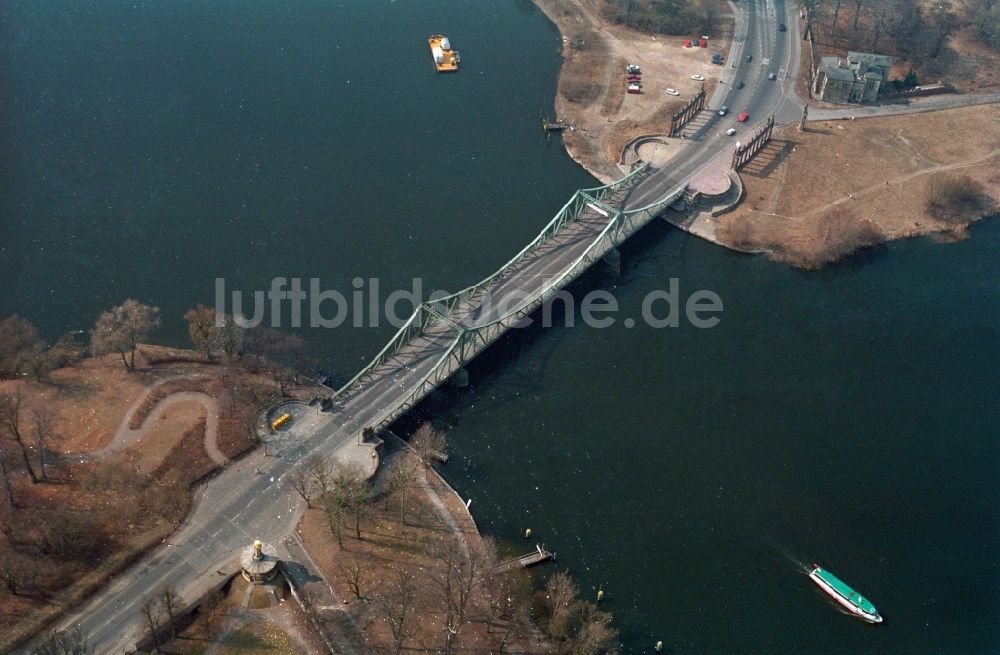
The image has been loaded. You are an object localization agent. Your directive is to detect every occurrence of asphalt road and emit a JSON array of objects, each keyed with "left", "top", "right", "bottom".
[
  {"left": 38, "top": 2, "right": 800, "bottom": 652},
  {"left": 621, "top": 0, "right": 801, "bottom": 214}
]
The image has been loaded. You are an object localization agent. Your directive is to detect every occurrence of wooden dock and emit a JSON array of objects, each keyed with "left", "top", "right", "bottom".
[
  {"left": 495, "top": 544, "right": 554, "bottom": 572},
  {"left": 541, "top": 110, "right": 572, "bottom": 133}
]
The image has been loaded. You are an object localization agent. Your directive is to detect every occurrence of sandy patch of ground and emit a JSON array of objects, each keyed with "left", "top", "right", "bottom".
[
  {"left": 533, "top": 0, "right": 732, "bottom": 181},
  {"left": 713, "top": 104, "right": 1000, "bottom": 266}
]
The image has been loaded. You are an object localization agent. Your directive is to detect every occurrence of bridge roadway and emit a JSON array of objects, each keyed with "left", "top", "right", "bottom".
[{"left": 41, "top": 1, "right": 798, "bottom": 651}]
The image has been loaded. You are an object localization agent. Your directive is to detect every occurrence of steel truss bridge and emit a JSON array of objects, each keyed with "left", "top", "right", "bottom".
[{"left": 327, "top": 163, "right": 687, "bottom": 433}]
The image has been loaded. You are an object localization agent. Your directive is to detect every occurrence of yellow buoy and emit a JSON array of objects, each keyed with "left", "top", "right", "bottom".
[
  {"left": 655, "top": 641, "right": 663, "bottom": 652},
  {"left": 597, "top": 588, "right": 605, "bottom": 602},
  {"left": 524, "top": 528, "right": 533, "bottom": 540}
]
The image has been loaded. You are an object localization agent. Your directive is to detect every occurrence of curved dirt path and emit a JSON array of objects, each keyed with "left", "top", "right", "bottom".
[{"left": 70, "top": 377, "right": 227, "bottom": 466}]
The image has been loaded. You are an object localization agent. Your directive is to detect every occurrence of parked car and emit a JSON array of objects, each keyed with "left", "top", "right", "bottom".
[
  {"left": 627, "top": 82, "right": 642, "bottom": 94},
  {"left": 736, "top": 80, "right": 745, "bottom": 89},
  {"left": 738, "top": 111, "right": 750, "bottom": 122},
  {"left": 768, "top": 72, "right": 777, "bottom": 80},
  {"left": 627, "top": 64, "right": 642, "bottom": 74},
  {"left": 726, "top": 128, "right": 737, "bottom": 136},
  {"left": 665, "top": 88, "right": 680, "bottom": 96},
  {"left": 746, "top": 54, "right": 752, "bottom": 62},
  {"left": 691, "top": 74, "right": 705, "bottom": 81},
  {"left": 778, "top": 23, "right": 787, "bottom": 32},
  {"left": 718, "top": 105, "right": 729, "bottom": 116}
]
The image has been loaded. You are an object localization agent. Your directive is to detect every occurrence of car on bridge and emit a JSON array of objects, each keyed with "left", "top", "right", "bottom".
[
  {"left": 768, "top": 72, "right": 777, "bottom": 80},
  {"left": 779, "top": 23, "right": 787, "bottom": 32},
  {"left": 746, "top": 54, "right": 752, "bottom": 62},
  {"left": 737, "top": 111, "right": 749, "bottom": 122}
]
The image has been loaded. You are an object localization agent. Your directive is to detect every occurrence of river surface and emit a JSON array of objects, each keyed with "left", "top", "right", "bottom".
[{"left": 2, "top": 1, "right": 998, "bottom": 653}]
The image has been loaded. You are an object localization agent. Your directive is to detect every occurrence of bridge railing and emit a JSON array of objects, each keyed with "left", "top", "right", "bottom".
[
  {"left": 330, "top": 304, "right": 425, "bottom": 398},
  {"left": 456, "top": 181, "right": 687, "bottom": 332},
  {"left": 427, "top": 163, "right": 651, "bottom": 315},
  {"left": 368, "top": 333, "right": 464, "bottom": 432},
  {"left": 329, "top": 163, "right": 654, "bottom": 403}
]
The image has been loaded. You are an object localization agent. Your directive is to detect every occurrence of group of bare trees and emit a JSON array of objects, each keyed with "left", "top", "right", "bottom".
[
  {"left": 543, "top": 572, "right": 620, "bottom": 655},
  {"left": 0, "top": 388, "right": 63, "bottom": 498},
  {"left": 289, "top": 456, "right": 372, "bottom": 548},
  {"left": 925, "top": 173, "right": 994, "bottom": 223},
  {"left": 367, "top": 536, "right": 534, "bottom": 655},
  {"left": 0, "top": 316, "right": 84, "bottom": 382},
  {"left": 604, "top": 0, "right": 722, "bottom": 35},
  {"left": 137, "top": 583, "right": 224, "bottom": 653},
  {"left": 32, "top": 626, "right": 91, "bottom": 655},
  {"left": 804, "top": 0, "right": 974, "bottom": 71}
]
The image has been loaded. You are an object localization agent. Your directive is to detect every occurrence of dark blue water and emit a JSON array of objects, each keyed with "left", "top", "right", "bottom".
[{"left": 2, "top": 1, "right": 998, "bottom": 652}]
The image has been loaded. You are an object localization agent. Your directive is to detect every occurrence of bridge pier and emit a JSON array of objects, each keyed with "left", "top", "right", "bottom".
[
  {"left": 450, "top": 367, "right": 470, "bottom": 388},
  {"left": 603, "top": 248, "right": 621, "bottom": 276}
]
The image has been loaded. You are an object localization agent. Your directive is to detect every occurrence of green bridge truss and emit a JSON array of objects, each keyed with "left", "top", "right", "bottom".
[{"left": 329, "top": 163, "right": 687, "bottom": 433}]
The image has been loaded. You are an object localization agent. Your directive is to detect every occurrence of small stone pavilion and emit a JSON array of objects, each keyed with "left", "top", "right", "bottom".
[{"left": 240, "top": 539, "right": 279, "bottom": 583}]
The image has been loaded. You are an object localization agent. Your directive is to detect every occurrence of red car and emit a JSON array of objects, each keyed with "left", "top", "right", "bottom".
[{"left": 737, "top": 111, "right": 750, "bottom": 122}]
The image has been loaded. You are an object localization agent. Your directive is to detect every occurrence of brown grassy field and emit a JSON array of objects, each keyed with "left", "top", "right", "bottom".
[
  {"left": 715, "top": 104, "right": 1000, "bottom": 267},
  {"left": 297, "top": 449, "right": 547, "bottom": 655},
  {"left": 0, "top": 347, "right": 309, "bottom": 651}
]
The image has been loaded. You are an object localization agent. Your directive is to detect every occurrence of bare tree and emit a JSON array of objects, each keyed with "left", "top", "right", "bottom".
[
  {"left": 184, "top": 304, "right": 220, "bottom": 357},
  {"left": 288, "top": 464, "right": 314, "bottom": 508},
  {"left": 496, "top": 606, "right": 532, "bottom": 655},
  {"left": 388, "top": 455, "right": 421, "bottom": 525},
  {"left": 0, "top": 561, "right": 18, "bottom": 595},
  {"left": 200, "top": 587, "right": 223, "bottom": 640},
  {"left": 545, "top": 571, "right": 581, "bottom": 642},
  {"left": 928, "top": 2, "right": 958, "bottom": 58},
  {"left": 851, "top": 0, "right": 865, "bottom": 30},
  {"left": 0, "top": 389, "right": 38, "bottom": 483},
  {"left": 31, "top": 407, "right": 60, "bottom": 481},
  {"left": 90, "top": 299, "right": 160, "bottom": 371},
  {"left": 478, "top": 538, "right": 509, "bottom": 634},
  {"left": 138, "top": 595, "right": 162, "bottom": 654},
  {"left": 373, "top": 567, "right": 419, "bottom": 655},
  {"left": 244, "top": 325, "right": 302, "bottom": 366},
  {"left": 869, "top": 0, "right": 898, "bottom": 50},
  {"left": 33, "top": 625, "right": 91, "bottom": 655},
  {"left": 218, "top": 315, "right": 245, "bottom": 361},
  {"left": 571, "top": 602, "right": 620, "bottom": 655},
  {"left": 40, "top": 332, "right": 85, "bottom": 374},
  {"left": 333, "top": 462, "right": 371, "bottom": 540},
  {"left": 0, "top": 444, "right": 14, "bottom": 513},
  {"left": 310, "top": 457, "right": 345, "bottom": 548},
  {"left": 830, "top": 0, "right": 843, "bottom": 35},
  {"left": 338, "top": 555, "right": 366, "bottom": 599},
  {"left": 411, "top": 422, "right": 447, "bottom": 465},
  {"left": 159, "top": 585, "right": 182, "bottom": 641},
  {"left": 429, "top": 536, "right": 492, "bottom": 655},
  {"left": 0, "top": 315, "right": 45, "bottom": 379}
]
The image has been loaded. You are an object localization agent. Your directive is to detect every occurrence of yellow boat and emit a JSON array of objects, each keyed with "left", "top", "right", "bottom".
[{"left": 428, "top": 34, "right": 459, "bottom": 72}]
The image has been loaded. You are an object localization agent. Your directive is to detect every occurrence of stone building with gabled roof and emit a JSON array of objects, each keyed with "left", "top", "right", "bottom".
[{"left": 813, "top": 51, "right": 892, "bottom": 104}]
